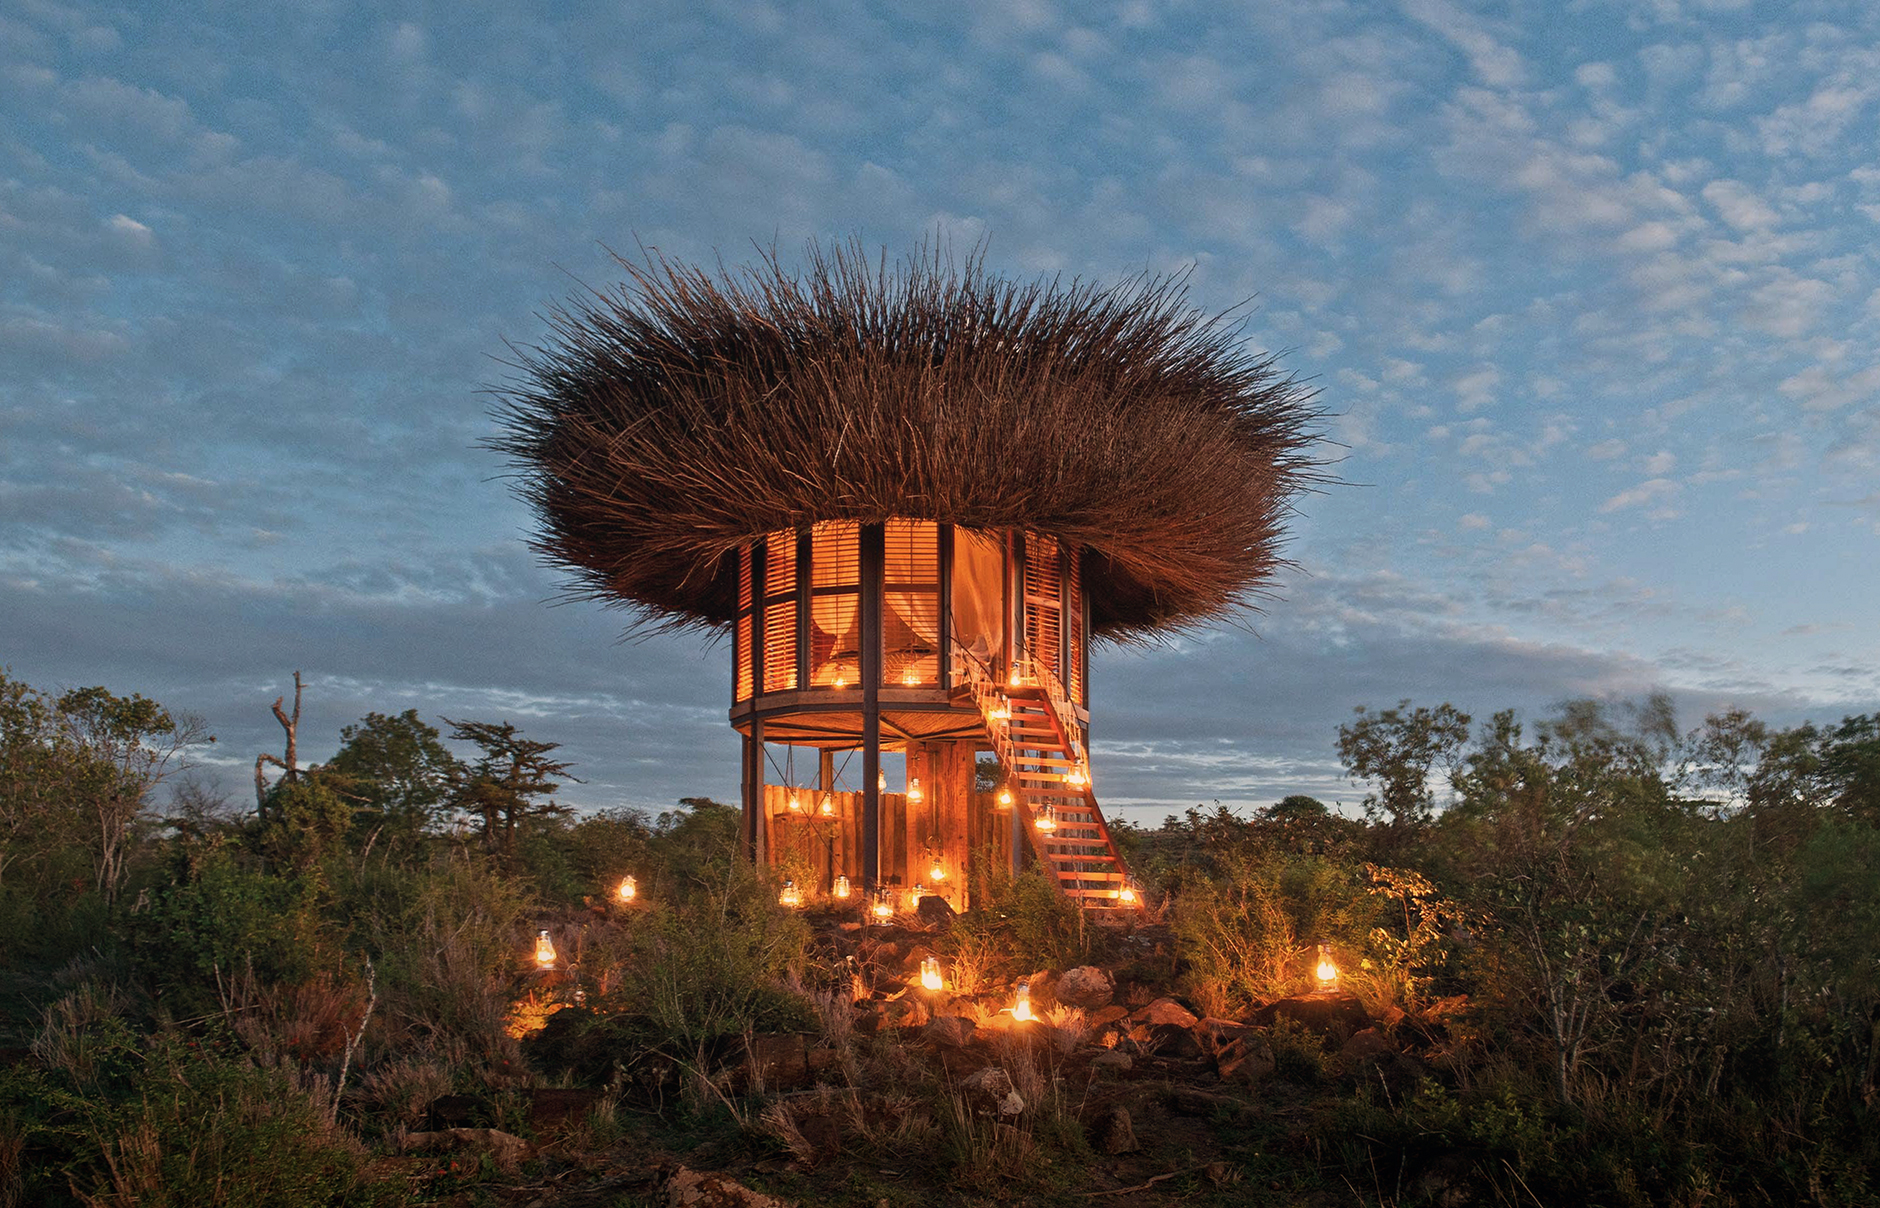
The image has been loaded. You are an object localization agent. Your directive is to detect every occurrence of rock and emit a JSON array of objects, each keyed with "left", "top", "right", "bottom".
[
  {"left": 400, "top": 1128, "right": 532, "bottom": 1170},
  {"left": 1149, "top": 1022, "right": 1206, "bottom": 1059},
  {"left": 665, "top": 1165, "right": 793, "bottom": 1207},
  {"left": 922, "top": 1015, "right": 976, "bottom": 1048},
  {"left": 1086, "top": 1004, "right": 1130, "bottom": 1029},
  {"left": 1217, "top": 1034, "right": 1277, "bottom": 1085},
  {"left": 1054, "top": 966, "right": 1115, "bottom": 1010},
  {"left": 962, "top": 1066, "right": 1014, "bottom": 1099},
  {"left": 1198, "top": 1018, "right": 1258, "bottom": 1054},
  {"left": 734, "top": 1034, "right": 822, "bottom": 1092},
  {"left": 998, "top": 1090, "right": 1025, "bottom": 1116},
  {"left": 1130, "top": 997, "right": 1199, "bottom": 1029},
  {"left": 1249, "top": 991, "right": 1369, "bottom": 1040},
  {"left": 915, "top": 895, "right": 957, "bottom": 926},
  {"left": 1340, "top": 1027, "right": 1394, "bottom": 1065},
  {"left": 1089, "top": 1050, "right": 1133, "bottom": 1075},
  {"left": 1095, "top": 1105, "right": 1139, "bottom": 1155}
]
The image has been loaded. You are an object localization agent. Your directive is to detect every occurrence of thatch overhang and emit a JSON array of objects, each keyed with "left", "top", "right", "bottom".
[{"left": 489, "top": 243, "right": 1325, "bottom": 643}]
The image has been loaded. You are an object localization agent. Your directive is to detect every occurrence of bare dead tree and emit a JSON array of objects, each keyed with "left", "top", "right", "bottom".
[{"left": 254, "top": 670, "right": 304, "bottom": 816}]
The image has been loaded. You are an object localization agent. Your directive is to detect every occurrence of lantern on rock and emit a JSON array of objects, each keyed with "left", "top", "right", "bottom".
[
  {"left": 616, "top": 875, "right": 638, "bottom": 903},
  {"left": 919, "top": 956, "right": 944, "bottom": 992},
  {"left": 1012, "top": 980, "right": 1034, "bottom": 1021},
  {"left": 533, "top": 929, "right": 556, "bottom": 968},
  {"left": 780, "top": 880, "right": 803, "bottom": 909},
  {"left": 833, "top": 875, "right": 851, "bottom": 899},
  {"left": 1315, "top": 944, "right": 1339, "bottom": 987},
  {"left": 870, "top": 891, "right": 895, "bottom": 923}
]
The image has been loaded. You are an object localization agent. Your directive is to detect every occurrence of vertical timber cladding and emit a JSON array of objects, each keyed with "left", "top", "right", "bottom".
[
  {"left": 906, "top": 740, "right": 975, "bottom": 911},
  {"left": 1023, "top": 534, "right": 1064, "bottom": 686}
]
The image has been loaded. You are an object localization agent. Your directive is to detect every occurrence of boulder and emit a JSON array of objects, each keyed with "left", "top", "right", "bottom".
[
  {"left": 1130, "top": 997, "right": 1199, "bottom": 1029},
  {"left": 962, "top": 1066, "right": 1014, "bottom": 1102},
  {"left": 915, "top": 895, "right": 958, "bottom": 926},
  {"left": 1249, "top": 991, "right": 1370, "bottom": 1041},
  {"left": 1094, "top": 1105, "right": 1139, "bottom": 1155},
  {"left": 1086, "top": 1004, "right": 1130, "bottom": 1029},
  {"left": 922, "top": 1015, "right": 977, "bottom": 1048},
  {"left": 1089, "top": 1050, "right": 1133, "bottom": 1076},
  {"left": 1148, "top": 1022, "right": 1206, "bottom": 1059},
  {"left": 1054, "top": 966, "right": 1115, "bottom": 1010},
  {"left": 1217, "top": 1034, "right": 1277, "bottom": 1085}
]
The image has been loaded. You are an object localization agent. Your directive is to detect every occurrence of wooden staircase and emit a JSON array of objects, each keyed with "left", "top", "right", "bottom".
[{"left": 953, "top": 642, "right": 1136, "bottom": 911}]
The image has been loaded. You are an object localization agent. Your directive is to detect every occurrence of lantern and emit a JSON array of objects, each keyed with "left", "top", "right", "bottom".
[
  {"left": 833, "top": 875, "right": 851, "bottom": 899},
  {"left": 1315, "top": 944, "right": 1338, "bottom": 987},
  {"left": 1117, "top": 880, "right": 1138, "bottom": 906},
  {"left": 919, "top": 956, "right": 944, "bottom": 992},
  {"left": 878, "top": 769, "right": 887, "bottom": 792},
  {"left": 907, "top": 777, "right": 923, "bottom": 804},
  {"left": 870, "top": 890, "right": 895, "bottom": 922},
  {"left": 818, "top": 795, "right": 835, "bottom": 817},
  {"left": 533, "top": 929, "right": 556, "bottom": 967},
  {"left": 1066, "top": 766, "right": 1088, "bottom": 789},
  {"left": 1012, "top": 980, "right": 1033, "bottom": 1021},
  {"left": 833, "top": 672, "right": 847, "bottom": 689},
  {"left": 909, "top": 882, "right": 927, "bottom": 909},
  {"left": 780, "top": 880, "right": 803, "bottom": 908},
  {"left": 901, "top": 666, "right": 919, "bottom": 686},
  {"left": 988, "top": 700, "right": 1010, "bottom": 722},
  {"left": 997, "top": 788, "right": 1013, "bottom": 808},
  {"left": 1008, "top": 669, "right": 1022, "bottom": 688},
  {"left": 786, "top": 792, "right": 803, "bottom": 813},
  {"left": 617, "top": 875, "right": 638, "bottom": 903},
  {"left": 929, "top": 857, "right": 946, "bottom": 882},
  {"left": 1035, "top": 805, "right": 1057, "bottom": 833}
]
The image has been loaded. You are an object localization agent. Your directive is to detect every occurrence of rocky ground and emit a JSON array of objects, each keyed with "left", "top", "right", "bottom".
[{"left": 384, "top": 909, "right": 1465, "bottom": 1207}]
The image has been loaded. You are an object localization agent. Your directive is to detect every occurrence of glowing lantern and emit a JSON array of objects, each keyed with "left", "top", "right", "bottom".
[
  {"left": 878, "top": 769, "right": 887, "bottom": 792},
  {"left": 997, "top": 788, "right": 1013, "bottom": 808},
  {"left": 1008, "top": 670, "right": 1022, "bottom": 688},
  {"left": 818, "top": 796, "right": 835, "bottom": 817},
  {"left": 833, "top": 875, "right": 851, "bottom": 899},
  {"left": 919, "top": 956, "right": 944, "bottom": 992},
  {"left": 833, "top": 672, "right": 847, "bottom": 689},
  {"left": 988, "top": 700, "right": 1010, "bottom": 722},
  {"left": 908, "top": 882, "right": 926, "bottom": 909},
  {"left": 1117, "top": 880, "right": 1138, "bottom": 906},
  {"left": 780, "top": 880, "right": 803, "bottom": 909},
  {"left": 617, "top": 875, "right": 638, "bottom": 903},
  {"left": 929, "top": 858, "right": 946, "bottom": 882},
  {"left": 1012, "top": 980, "right": 1033, "bottom": 1021},
  {"left": 907, "top": 778, "right": 923, "bottom": 804},
  {"left": 1315, "top": 944, "right": 1338, "bottom": 987},
  {"left": 1066, "top": 766, "right": 1088, "bottom": 789},
  {"left": 786, "top": 792, "right": 802, "bottom": 813},
  {"left": 533, "top": 929, "right": 556, "bottom": 968},
  {"left": 1035, "top": 806, "right": 1057, "bottom": 833},
  {"left": 901, "top": 667, "right": 919, "bottom": 686},
  {"left": 870, "top": 890, "right": 895, "bottom": 923}
]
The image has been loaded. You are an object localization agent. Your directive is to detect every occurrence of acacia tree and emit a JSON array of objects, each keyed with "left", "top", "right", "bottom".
[
  {"left": 54, "top": 685, "right": 211, "bottom": 905},
  {"left": 443, "top": 719, "right": 574, "bottom": 865},
  {"left": 1337, "top": 700, "right": 1472, "bottom": 831},
  {"left": 325, "top": 710, "right": 461, "bottom": 856}
]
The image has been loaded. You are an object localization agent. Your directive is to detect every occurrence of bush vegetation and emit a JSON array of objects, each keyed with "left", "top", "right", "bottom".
[{"left": 0, "top": 666, "right": 1876, "bottom": 1206}]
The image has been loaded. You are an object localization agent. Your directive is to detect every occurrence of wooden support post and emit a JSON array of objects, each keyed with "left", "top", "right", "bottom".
[{"left": 861, "top": 524, "right": 884, "bottom": 889}]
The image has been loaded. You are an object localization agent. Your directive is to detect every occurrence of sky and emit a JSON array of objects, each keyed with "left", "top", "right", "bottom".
[{"left": 3, "top": 0, "right": 1877, "bottom": 824}]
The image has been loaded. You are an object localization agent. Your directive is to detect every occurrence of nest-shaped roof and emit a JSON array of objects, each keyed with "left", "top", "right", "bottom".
[{"left": 489, "top": 243, "right": 1325, "bottom": 642}]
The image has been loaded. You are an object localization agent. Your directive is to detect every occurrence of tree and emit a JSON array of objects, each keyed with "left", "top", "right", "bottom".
[
  {"left": 325, "top": 710, "right": 461, "bottom": 855},
  {"left": 1337, "top": 700, "right": 1472, "bottom": 829},
  {"left": 443, "top": 719, "right": 575, "bottom": 865},
  {"left": 55, "top": 684, "right": 210, "bottom": 905}
]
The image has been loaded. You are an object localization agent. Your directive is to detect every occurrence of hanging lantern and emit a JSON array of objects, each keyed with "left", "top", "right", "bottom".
[
  {"left": 919, "top": 956, "right": 944, "bottom": 992},
  {"left": 1117, "top": 880, "right": 1138, "bottom": 906},
  {"left": 901, "top": 666, "right": 919, "bottom": 686},
  {"left": 1066, "top": 766, "right": 1088, "bottom": 789},
  {"left": 1035, "top": 805, "right": 1057, "bottom": 833},
  {"left": 786, "top": 791, "right": 802, "bottom": 813},
  {"left": 907, "top": 777, "right": 923, "bottom": 804},
  {"left": 988, "top": 700, "right": 1010, "bottom": 722},
  {"left": 818, "top": 795, "right": 835, "bottom": 817},
  {"left": 1008, "top": 669, "right": 1022, "bottom": 688},
  {"left": 877, "top": 769, "right": 887, "bottom": 792},
  {"left": 833, "top": 875, "right": 851, "bottom": 899},
  {"left": 870, "top": 890, "right": 895, "bottom": 923},
  {"left": 1315, "top": 944, "right": 1339, "bottom": 987},
  {"left": 929, "top": 857, "right": 946, "bottom": 882},
  {"left": 533, "top": 929, "right": 556, "bottom": 968},
  {"left": 997, "top": 788, "right": 1013, "bottom": 808},
  {"left": 833, "top": 672, "right": 847, "bottom": 689},
  {"left": 1011, "top": 980, "right": 1033, "bottom": 1021},
  {"left": 617, "top": 875, "right": 638, "bottom": 903},
  {"left": 780, "top": 880, "right": 803, "bottom": 909}
]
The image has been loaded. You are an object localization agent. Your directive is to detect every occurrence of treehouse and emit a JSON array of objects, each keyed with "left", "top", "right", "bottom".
[{"left": 492, "top": 243, "right": 1319, "bottom": 913}]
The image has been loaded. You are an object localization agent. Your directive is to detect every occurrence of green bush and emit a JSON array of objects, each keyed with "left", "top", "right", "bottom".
[{"left": 130, "top": 852, "right": 328, "bottom": 1016}]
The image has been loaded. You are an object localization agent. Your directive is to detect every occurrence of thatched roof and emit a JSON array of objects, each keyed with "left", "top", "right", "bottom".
[{"left": 489, "top": 243, "right": 1325, "bottom": 642}]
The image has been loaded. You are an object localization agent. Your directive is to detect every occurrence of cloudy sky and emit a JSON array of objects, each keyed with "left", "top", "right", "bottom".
[{"left": 4, "top": 0, "right": 1876, "bottom": 823}]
